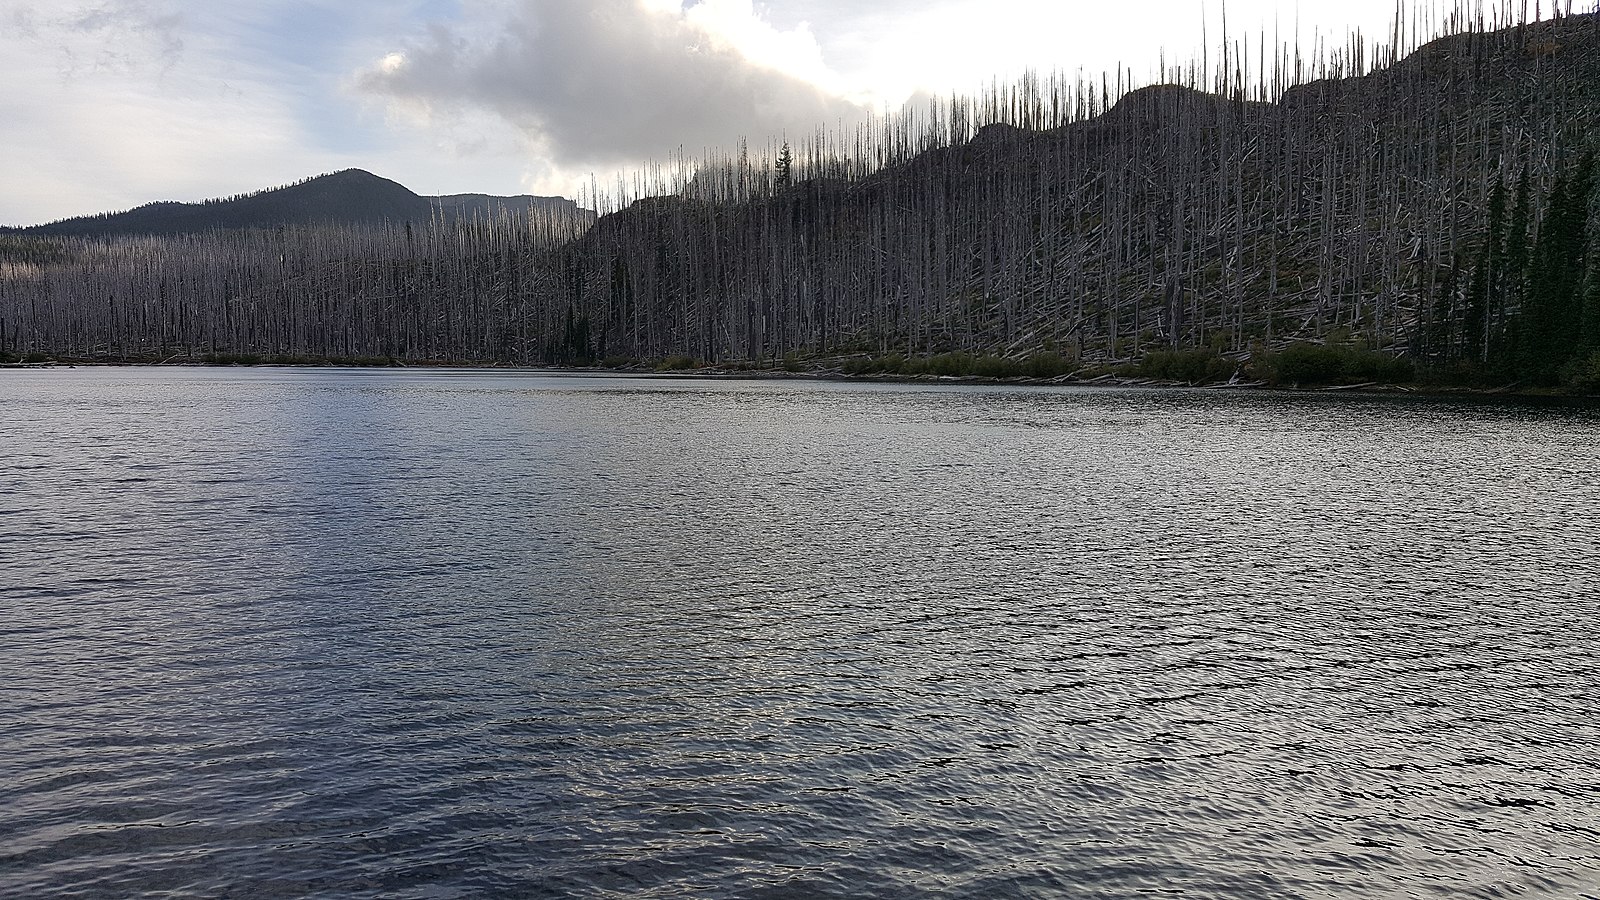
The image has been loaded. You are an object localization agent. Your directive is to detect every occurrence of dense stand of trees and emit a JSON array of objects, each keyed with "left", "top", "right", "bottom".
[
  {"left": 563, "top": 7, "right": 1600, "bottom": 380},
  {"left": 2, "top": 5, "right": 1597, "bottom": 386},
  {"left": 0, "top": 211, "right": 588, "bottom": 363},
  {"left": 1419, "top": 151, "right": 1600, "bottom": 384}
]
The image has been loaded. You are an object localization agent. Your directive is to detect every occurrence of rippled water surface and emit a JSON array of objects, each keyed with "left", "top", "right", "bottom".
[{"left": 3, "top": 367, "right": 1599, "bottom": 898}]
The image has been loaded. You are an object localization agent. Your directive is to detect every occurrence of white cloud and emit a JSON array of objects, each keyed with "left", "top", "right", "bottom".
[
  {"left": 3, "top": 0, "right": 1576, "bottom": 224},
  {"left": 0, "top": 1, "right": 347, "bottom": 224},
  {"left": 354, "top": 0, "right": 1553, "bottom": 205},
  {"left": 683, "top": 0, "right": 852, "bottom": 97},
  {"left": 355, "top": 0, "right": 871, "bottom": 198},
  {"left": 0, "top": 0, "right": 524, "bottom": 225}
]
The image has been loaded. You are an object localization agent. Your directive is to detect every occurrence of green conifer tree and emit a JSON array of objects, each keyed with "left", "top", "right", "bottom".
[
  {"left": 775, "top": 142, "right": 794, "bottom": 191},
  {"left": 1507, "top": 168, "right": 1532, "bottom": 288},
  {"left": 1521, "top": 174, "right": 1568, "bottom": 381},
  {"left": 1483, "top": 177, "right": 1508, "bottom": 361},
  {"left": 1583, "top": 270, "right": 1600, "bottom": 354},
  {"left": 1463, "top": 261, "right": 1487, "bottom": 362}
]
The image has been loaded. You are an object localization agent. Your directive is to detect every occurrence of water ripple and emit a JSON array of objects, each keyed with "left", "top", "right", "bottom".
[{"left": 2, "top": 369, "right": 1598, "bottom": 898}]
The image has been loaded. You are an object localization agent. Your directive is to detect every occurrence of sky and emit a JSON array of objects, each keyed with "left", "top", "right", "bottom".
[{"left": 1, "top": 0, "right": 1586, "bottom": 225}]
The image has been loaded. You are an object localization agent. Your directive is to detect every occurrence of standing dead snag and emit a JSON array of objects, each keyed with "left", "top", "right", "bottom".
[{"left": 1, "top": 5, "right": 1596, "bottom": 373}]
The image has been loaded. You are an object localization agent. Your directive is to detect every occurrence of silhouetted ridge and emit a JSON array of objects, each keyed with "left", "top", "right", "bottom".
[{"left": 17, "top": 169, "right": 587, "bottom": 237}]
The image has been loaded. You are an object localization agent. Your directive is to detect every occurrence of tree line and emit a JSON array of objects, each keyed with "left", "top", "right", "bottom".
[
  {"left": 2, "top": 4, "right": 1597, "bottom": 389},
  {"left": 1418, "top": 151, "right": 1599, "bottom": 386}
]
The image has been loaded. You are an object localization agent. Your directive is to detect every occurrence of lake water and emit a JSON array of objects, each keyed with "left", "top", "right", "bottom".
[{"left": 2, "top": 367, "right": 1598, "bottom": 898}]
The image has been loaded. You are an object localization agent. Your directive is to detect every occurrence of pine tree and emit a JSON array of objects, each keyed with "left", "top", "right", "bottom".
[
  {"left": 1521, "top": 174, "right": 1568, "bottom": 381},
  {"left": 1582, "top": 268, "right": 1600, "bottom": 353},
  {"left": 1508, "top": 154, "right": 1597, "bottom": 382},
  {"left": 1483, "top": 176, "right": 1508, "bottom": 361},
  {"left": 1506, "top": 168, "right": 1532, "bottom": 292},
  {"left": 775, "top": 143, "right": 794, "bottom": 191},
  {"left": 1463, "top": 259, "right": 1487, "bottom": 361}
]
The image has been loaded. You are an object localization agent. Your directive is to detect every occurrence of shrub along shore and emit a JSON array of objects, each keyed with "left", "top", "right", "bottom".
[{"left": 4, "top": 343, "right": 1592, "bottom": 397}]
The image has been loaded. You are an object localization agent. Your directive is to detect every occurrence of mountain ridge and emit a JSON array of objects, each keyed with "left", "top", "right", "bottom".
[
  {"left": 5, "top": 169, "right": 591, "bottom": 237},
  {"left": 2, "top": 13, "right": 1597, "bottom": 387}
]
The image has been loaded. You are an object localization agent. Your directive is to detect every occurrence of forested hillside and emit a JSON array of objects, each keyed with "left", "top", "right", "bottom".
[
  {"left": 3, "top": 9, "right": 1597, "bottom": 388},
  {"left": 4, "top": 169, "right": 589, "bottom": 238}
]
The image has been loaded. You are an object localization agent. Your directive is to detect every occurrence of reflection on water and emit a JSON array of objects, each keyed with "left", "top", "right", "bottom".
[{"left": 2, "top": 368, "right": 1598, "bottom": 898}]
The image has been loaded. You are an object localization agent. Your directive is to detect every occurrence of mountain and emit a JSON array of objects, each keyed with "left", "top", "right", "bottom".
[
  {"left": 558, "top": 13, "right": 1600, "bottom": 375},
  {"left": 2, "top": 14, "right": 1597, "bottom": 385},
  {"left": 9, "top": 169, "right": 591, "bottom": 237}
]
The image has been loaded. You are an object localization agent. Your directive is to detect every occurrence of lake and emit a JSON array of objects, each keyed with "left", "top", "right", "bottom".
[{"left": 2, "top": 367, "right": 1598, "bottom": 898}]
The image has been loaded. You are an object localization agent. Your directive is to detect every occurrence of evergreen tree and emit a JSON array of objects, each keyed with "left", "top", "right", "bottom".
[
  {"left": 1463, "top": 259, "right": 1487, "bottom": 361},
  {"left": 1583, "top": 268, "right": 1600, "bottom": 354},
  {"left": 1510, "top": 153, "right": 1596, "bottom": 383},
  {"left": 1483, "top": 176, "right": 1508, "bottom": 360},
  {"left": 1420, "top": 258, "right": 1459, "bottom": 363},
  {"left": 547, "top": 302, "right": 592, "bottom": 364},
  {"left": 1560, "top": 153, "right": 1596, "bottom": 365},
  {"left": 775, "top": 142, "right": 794, "bottom": 191},
  {"left": 1507, "top": 168, "right": 1532, "bottom": 288},
  {"left": 1520, "top": 174, "right": 1568, "bottom": 381}
]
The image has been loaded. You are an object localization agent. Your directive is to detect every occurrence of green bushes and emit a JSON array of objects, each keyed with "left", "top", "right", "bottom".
[
  {"left": 839, "top": 351, "right": 1079, "bottom": 379},
  {"left": 926, "top": 352, "right": 980, "bottom": 376},
  {"left": 1137, "top": 349, "right": 1236, "bottom": 383},
  {"left": 1024, "top": 352, "right": 1074, "bottom": 378},
  {"left": 841, "top": 352, "right": 1007, "bottom": 377},
  {"left": 655, "top": 354, "right": 698, "bottom": 371},
  {"left": 200, "top": 352, "right": 399, "bottom": 366},
  {"left": 1261, "top": 343, "right": 1414, "bottom": 385},
  {"left": 203, "top": 352, "right": 265, "bottom": 365},
  {"left": 1563, "top": 350, "right": 1600, "bottom": 394},
  {"left": 840, "top": 348, "right": 1241, "bottom": 384},
  {"left": 840, "top": 354, "right": 894, "bottom": 375}
]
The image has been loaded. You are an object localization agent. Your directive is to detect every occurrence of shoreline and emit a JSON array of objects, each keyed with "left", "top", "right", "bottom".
[{"left": 4, "top": 356, "right": 1588, "bottom": 400}]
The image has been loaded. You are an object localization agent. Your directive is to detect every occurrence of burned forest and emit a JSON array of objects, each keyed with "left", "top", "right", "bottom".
[{"left": 4, "top": 6, "right": 1599, "bottom": 387}]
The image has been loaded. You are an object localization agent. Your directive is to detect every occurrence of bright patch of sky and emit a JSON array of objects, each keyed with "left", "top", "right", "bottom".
[{"left": 0, "top": 0, "right": 1588, "bottom": 225}]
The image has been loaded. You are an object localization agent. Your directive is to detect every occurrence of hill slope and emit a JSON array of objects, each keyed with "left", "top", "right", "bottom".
[
  {"left": 559, "top": 13, "right": 1600, "bottom": 373},
  {"left": 11, "top": 169, "right": 590, "bottom": 237},
  {"left": 1, "top": 15, "right": 1597, "bottom": 382}
]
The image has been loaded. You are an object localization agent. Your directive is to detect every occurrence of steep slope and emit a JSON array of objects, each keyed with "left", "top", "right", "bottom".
[
  {"left": 559, "top": 14, "right": 1600, "bottom": 366},
  {"left": 2, "top": 15, "right": 1596, "bottom": 375}
]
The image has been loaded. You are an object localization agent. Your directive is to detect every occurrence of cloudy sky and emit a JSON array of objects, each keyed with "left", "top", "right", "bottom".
[{"left": 0, "top": 0, "right": 1575, "bottom": 225}]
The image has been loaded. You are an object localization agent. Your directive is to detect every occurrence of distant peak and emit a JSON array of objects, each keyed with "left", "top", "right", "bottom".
[
  {"left": 15, "top": 168, "right": 588, "bottom": 236},
  {"left": 320, "top": 168, "right": 381, "bottom": 180}
]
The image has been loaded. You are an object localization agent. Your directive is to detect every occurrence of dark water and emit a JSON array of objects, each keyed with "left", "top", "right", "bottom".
[{"left": 3, "top": 368, "right": 1599, "bottom": 899}]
